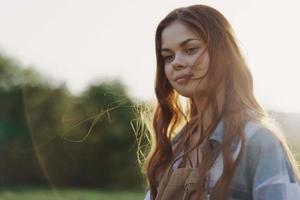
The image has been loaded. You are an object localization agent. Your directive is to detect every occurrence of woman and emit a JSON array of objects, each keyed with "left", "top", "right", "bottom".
[{"left": 140, "top": 4, "right": 300, "bottom": 200}]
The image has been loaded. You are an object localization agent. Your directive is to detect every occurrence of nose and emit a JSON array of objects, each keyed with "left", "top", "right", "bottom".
[{"left": 171, "top": 53, "right": 187, "bottom": 70}]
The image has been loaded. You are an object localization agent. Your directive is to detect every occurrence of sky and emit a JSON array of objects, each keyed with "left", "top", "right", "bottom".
[{"left": 0, "top": 0, "right": 300, "bottom": 113}]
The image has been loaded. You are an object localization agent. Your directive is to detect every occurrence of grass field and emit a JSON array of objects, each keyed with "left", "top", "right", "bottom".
[{"left": 0, "top": 189, "right": 145, "bottom": 200}]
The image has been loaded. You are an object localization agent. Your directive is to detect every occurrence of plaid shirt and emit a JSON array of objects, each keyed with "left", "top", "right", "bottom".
[{"left": 144, "top": 120, "right": 300, "bottom": 199}]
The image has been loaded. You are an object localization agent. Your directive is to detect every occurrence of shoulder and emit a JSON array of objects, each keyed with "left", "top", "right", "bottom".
[
  {"left": 235, "top": 121, "right": 300, "bottom": 199},
  {"left": 237, "top": 121, "right": 286, "bottom": 176},
  {"left": 242, "top": 121, "right": 300, "bottom": 181},
  {"left": 238, "top": 121, "right": 292, "bottom": 182},
  {"left": 243, "top": 121, "right": 282, "bottom": 151}
]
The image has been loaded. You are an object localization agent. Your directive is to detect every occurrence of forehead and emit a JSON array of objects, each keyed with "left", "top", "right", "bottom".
[{"left": 161, "top": 21, "right": 201, "bottom": 48}]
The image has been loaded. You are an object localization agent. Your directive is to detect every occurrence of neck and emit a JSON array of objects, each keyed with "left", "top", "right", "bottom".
[{"left": 191, "top": 86, "right": 225, "bottom": 137}]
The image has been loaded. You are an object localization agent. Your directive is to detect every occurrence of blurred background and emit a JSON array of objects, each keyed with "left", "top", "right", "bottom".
[{"left": 0, "top": 0, "right": 299, "bottom": 199}]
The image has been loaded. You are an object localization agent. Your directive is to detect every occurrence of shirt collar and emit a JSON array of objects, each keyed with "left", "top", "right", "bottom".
[
  {"left": 208, "top": 120, "right": 225, "bottom": 143},
  {"left": 173, "top": 119, "right": 240, "bottom": 152},
  {"left": 209, "top": 119, "right": 240, "bottom": 152}
]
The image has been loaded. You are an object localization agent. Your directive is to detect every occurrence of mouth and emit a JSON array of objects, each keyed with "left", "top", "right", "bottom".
[{"left": 175, "top": 74, "right": 193, "bottom": 83}]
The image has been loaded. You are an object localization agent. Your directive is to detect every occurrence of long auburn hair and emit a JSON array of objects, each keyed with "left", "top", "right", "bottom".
[{"left": 138, "top": 4, "right": 300, "bottom": 200}]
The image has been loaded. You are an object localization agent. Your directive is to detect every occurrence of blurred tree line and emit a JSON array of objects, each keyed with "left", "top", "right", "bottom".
[{"left": 0, "top": 53, "right": 144, "bottom": 190}]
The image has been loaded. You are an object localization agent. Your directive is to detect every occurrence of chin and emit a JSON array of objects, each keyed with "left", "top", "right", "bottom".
[
  {"left": 172, "top": 81, "right": 205, "bottom": 97},
  {"left": 174, "top": 89, "right": 195, "bottom": 98},
  {"left": 175, "top": 88, "right": 208, "bottom": 99}
]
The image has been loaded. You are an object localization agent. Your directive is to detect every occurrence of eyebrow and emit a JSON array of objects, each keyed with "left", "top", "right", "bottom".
[{"left": 161, "top": 38, "right": 200, "bottom": 52}]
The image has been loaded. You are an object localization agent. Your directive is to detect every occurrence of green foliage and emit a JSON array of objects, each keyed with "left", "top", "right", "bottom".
[
  {"left": 0, "top": 54, "right": 22, "bottom": 89},
  {"left": 0, "top": 54, "right": 44, "bottom": 90},
  {"left": 0, "top": 189, "right": 144, "bottom": 200},
  {"left": 0, "top": 52, "right": 143, "bottom": 190}
]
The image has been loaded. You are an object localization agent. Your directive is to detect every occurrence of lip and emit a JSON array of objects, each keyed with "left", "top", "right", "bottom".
[{"left": 175, "top": 74, "right": 193, "bottom": 82}]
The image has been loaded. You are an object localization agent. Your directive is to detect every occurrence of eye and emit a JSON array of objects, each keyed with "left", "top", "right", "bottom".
[
  {"left": 185, "top": 48, "right": 198, "bottom": 55},
  {"left": 162, "top": 55, "right": 174, "bottom": 63}
]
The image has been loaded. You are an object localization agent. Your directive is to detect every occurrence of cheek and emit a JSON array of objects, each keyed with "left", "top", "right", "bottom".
[
  {"left": 194, "top": 52, "right": 210, "bottom": 71},
  {"left": 203, "top": 53, "right": 210, "bottom": 68},
  {"left": 164, "top": 64, "right": 173, "bottom": 81}
]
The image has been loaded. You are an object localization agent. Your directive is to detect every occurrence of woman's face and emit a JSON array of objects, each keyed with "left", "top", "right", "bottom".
[{"left": 161, "top": 21, "right": 210, "bottom": 98}]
